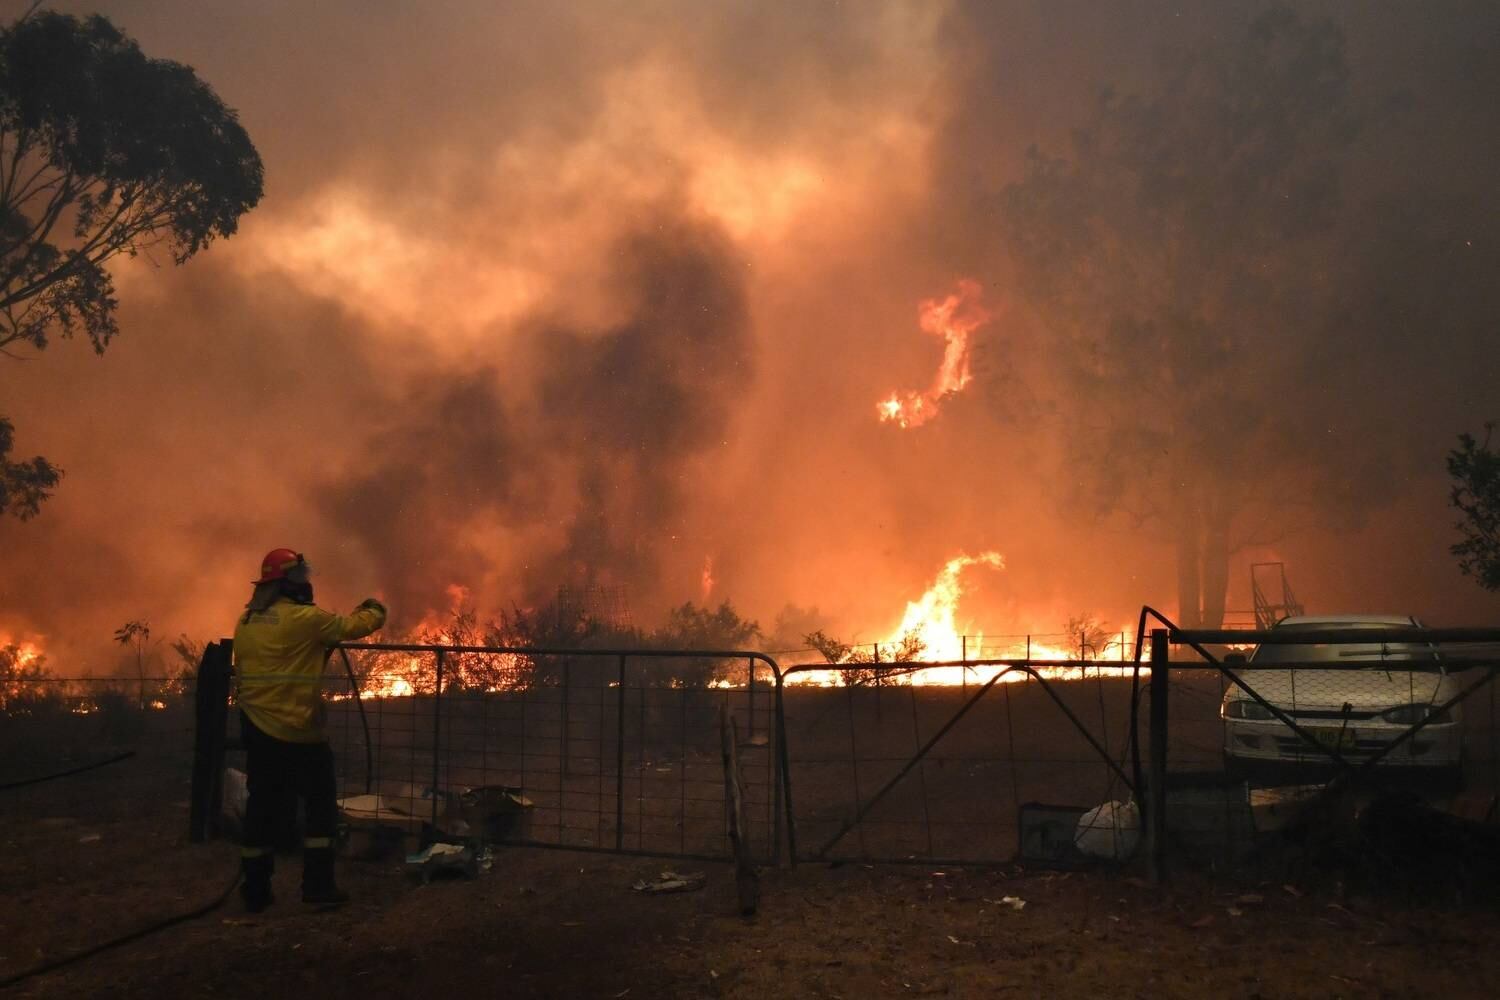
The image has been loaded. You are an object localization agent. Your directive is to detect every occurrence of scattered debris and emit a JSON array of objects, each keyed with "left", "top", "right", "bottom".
[
  {"left": 1248, "top": 784, "right": 1324, "bottom": 833},
  {"left": 1236, "top": 893, "right": 1265, "bottom": 908},
  {"left": 1074, "top": 800, "right": 1140, "bottom": 860},
  {"left": 340, "top": 784, "right": 533, "bottom": 843},
  {"left": 76, "top": 833, "right": 101, "bottom": 844},
  {"left": 983, "top": 896, "right": 1026, "bottom": 911},
  {"left": 632, "top": 871, "right": 707, "bottom": 894},
  {"left": 1018, "top": 802, "right": 1089, "bottom": 865},
  {"left": 405, "top": 841, "right": 478, "bottom": 882}
]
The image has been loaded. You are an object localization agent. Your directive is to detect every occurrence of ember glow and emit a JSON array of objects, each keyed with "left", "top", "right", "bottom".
[{"left": 877, "top": 280, "right": 989, "bottom": 429}]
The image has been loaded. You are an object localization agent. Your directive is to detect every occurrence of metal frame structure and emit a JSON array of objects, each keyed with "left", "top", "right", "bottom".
[
  {"left": 1146, "top": 625, "right": 1500, "bottom": 883},
  {"left": 333, "top": 643, "right": 791, "bottom": 864}
]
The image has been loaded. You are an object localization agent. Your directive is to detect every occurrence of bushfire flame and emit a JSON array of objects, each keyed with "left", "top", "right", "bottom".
[
  {"left": 339, "top": 550, "right": 1140, "bottom": 695},
  {"left": 887, "top": 551, "right": 1003, "bottom": 661},
  {"left": 877, "top": 279, "right": 989, "bottom": 429}
]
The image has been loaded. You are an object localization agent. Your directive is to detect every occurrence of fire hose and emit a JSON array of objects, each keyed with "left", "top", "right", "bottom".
[
  {"left": 0, "top": 870, "right": 244, "bottom": 991},
  {"left": 336, "top": 645, "right": 375, "bottom": 794},
  {"left": 0, "top": 751, "right": 136, "bottom": 792},
  {"left": 0, "top": 651, "right": 374, "bottom": 990}
]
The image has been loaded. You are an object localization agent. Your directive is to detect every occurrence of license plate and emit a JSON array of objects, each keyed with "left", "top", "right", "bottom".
[{"left": 1308, "top": 727, "right": 1357, "bottom": 751}]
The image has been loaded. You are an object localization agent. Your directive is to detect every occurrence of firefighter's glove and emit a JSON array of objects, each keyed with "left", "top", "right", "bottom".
[{"left": 358, "top": 597, "right": 387, "bottom": 616}]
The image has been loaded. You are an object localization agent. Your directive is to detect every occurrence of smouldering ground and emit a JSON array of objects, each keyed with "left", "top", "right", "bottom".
[{"left": 5, "top": 818, "right": 1500, "bottom": 999}]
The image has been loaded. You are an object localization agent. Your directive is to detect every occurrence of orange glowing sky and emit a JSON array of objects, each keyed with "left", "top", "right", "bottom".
[{"left": 2, "top": 1, "right": 1498, "bottom": 671}]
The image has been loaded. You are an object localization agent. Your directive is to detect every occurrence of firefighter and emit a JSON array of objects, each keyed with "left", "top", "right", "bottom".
[{"left": 233, "top": 548, "right": 387, "bottom": 912}]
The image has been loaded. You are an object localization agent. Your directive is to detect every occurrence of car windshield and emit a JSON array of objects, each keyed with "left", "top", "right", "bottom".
[{"left": 1249, "top": 623, "right": 1440, "bottom": 667}]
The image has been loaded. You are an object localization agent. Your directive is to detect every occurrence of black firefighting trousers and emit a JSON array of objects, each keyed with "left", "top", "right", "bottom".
[{"left": 240, "top": 712, "right": 338, "bottom": 856}]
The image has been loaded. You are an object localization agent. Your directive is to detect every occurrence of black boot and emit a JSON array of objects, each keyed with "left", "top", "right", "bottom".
[
  {"left": 301, "top": 847, "right": 349, "bottom": 909},
  {"left": 240, "top": 852, "right": 275, "bottom": 913}
]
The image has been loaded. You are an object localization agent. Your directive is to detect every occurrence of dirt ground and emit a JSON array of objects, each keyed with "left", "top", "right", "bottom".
[
  {"left": 5, "top": 810, "right": 1500, "bottom": 999},
  {"left": 5, "top": 675, "right": 1500, "bottom": 997}
]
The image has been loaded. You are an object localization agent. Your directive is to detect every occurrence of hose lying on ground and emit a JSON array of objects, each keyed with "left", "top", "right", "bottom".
[
  {"left": 0, "top": 869, "right": 242, "bottom": 991},
  {"left": 1, "top": 653, "right": 371, "bottom": 988},
  {"left": 0, "top": 751, "right": 137, "bottom": 793}
]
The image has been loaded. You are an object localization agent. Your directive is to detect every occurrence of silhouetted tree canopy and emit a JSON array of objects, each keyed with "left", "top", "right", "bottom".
[
  {"left": 0, "top": 414, "right": 56, "bottom": 519},
  {"left": 1449, "top": 426, "right": 1500, "bottom": 592},
  {"left": 1001, "top": 7, "right": 1359, "bottom": 627},
  {"left": 0, "top": 10, "right": 262, "bottom": 517}
]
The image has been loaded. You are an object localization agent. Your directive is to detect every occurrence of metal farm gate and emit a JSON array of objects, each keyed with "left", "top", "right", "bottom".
[
  {"left": 774, "top": 659, "right": 1137, "bottom": 866},
  {"left": 182, "top": 618, "right": 1500, "bottom": 880},
  {"left": 1142, "top": 622, "right": 1500, "bottom": 881},
  {"left": 323, "top": 644, "right": 786, "bottom": 865}
]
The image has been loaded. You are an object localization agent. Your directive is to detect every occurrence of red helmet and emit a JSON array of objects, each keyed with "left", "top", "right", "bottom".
[{"left": 254, "top": 548, "right": 307, "bottom": 585}]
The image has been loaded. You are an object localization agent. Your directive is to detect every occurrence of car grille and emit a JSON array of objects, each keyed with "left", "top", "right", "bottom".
[{"left": 1285, "top": 708, "right": 1378, "bottom": 721}]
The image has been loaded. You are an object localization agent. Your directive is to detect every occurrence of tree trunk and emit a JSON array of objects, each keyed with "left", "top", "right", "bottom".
[
  {"left": 1174, "top": 483, "right": 1236, "bottom": 631},
  {"left": 1175, "top": 495, "right": 1203, "bottom": 628},
  {"left": 1200, "top": 488, "right": 1232, "bottom": 630}
]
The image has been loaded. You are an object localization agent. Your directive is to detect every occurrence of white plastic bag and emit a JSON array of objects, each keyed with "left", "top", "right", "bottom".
[{"left": 1074, "top": 799, "right": 1141, "bottom": 860}]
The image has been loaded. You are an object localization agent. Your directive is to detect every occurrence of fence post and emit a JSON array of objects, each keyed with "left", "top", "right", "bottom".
[
  {"left": 189, "top": 638, "right": 233, "bottom": 842},
  {"left": 431, "top": 649, "right": 444, "bottom": 832},
  {"left": 747, "top": 656, "right": 756, "bottom": 741},
  {"left": 771, "top": 669, "right": 784, "bottom": 866},
  {"left": 561, "top": 657, "right": 571, "bottom": 778},
  {"left": 775, "top": 674, "right": 798, "bottom": 867},
  {"left": 1148, "top": 629, "right": 1169, "bottom": 884},
  {"left": 615, "top": 653, "right": 627, "bottom": 851}
]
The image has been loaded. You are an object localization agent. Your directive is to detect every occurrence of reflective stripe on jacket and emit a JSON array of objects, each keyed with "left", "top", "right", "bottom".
[{"left": 233, "top": 598, "right": 386, "bottom": 743}]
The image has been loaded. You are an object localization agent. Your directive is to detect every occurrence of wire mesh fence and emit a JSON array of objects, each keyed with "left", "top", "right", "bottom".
[
  {"left": 1145, "top": 626, "right": 1500, "bottom": 880},
  {"left": 0, "top": 678, "right": 194, "bottom": 824},
  {"left": 324, "top": 646, "right": 780, "bottom": 863},
  {"left": 1159, "top": 633, "right": 1500, "bottom": 798},
  {"left": 777, "top": 660, "right": 1137, "bottom": 865},
  {"left": 10, "top": 626, "right": 1500, "bottom": 883}
]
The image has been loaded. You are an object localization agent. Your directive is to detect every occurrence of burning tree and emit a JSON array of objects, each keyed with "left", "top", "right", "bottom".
[
  {"left": 0, "top": 640, "right": 48, "bottom": 710},
  {"left": 0, "top": 10, "right": 262, "bottom": 518},
  {"left": 1000, "top": 8, "right": 1360, "bottom": 627}
]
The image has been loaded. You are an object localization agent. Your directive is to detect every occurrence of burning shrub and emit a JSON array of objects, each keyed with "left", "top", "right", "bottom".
[
  {"left": 806, "top": 628, "right": 927, "bottom": 687},
  {"left": 0, "top": 641, "right": 56, "bottom": 713}
]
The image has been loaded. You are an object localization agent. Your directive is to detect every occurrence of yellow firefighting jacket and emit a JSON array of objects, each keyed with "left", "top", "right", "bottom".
[{"left": 233, "top": 597, "right": 386, "bottom": 743}]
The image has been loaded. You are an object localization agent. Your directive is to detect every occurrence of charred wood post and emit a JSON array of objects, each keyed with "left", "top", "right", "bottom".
[
  {"left": 721, "top": 702, "right": 759, "bottom": 915},
  {"left": 189, "top": 639, "right": 233, "bottom": 842}
]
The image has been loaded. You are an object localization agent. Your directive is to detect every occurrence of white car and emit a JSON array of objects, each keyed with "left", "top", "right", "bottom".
[{"left": 1220, "top": 615, "right": 1463, "bottom": 786}]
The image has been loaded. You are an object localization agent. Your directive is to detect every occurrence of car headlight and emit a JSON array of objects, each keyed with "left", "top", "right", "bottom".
[
  {"left": 1223, "top": 699, "right": 1275, "bottom": 721},
  {"left": 1379, "top": 703, "right": 1452, "bottom": 725}
]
